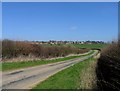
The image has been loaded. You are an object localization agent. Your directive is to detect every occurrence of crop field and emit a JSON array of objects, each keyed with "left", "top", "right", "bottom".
[
  {"left": 71, "top": 44, "right": 108, "bottom": 49},
  {"left": 41, "top": 43, "right": 108, "bottom": 49}
]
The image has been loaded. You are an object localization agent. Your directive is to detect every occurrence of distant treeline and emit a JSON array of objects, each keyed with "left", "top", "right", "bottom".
[
  {"left": 96, "top": 40, "right": 120, "bottom": 90},
  {"left": 30, "top": 40, "right": 105, "bottom": 45},
  {"left": 2, "top": 39, "right": 89, "bottom": 60}
]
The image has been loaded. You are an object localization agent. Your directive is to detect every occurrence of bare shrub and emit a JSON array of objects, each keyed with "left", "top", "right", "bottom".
[
  {"left": 96, "top": 41, "right": 120, "bottom": 91},
  {"left": 2, "top": 40, "right": 90, "bottom": 61}
]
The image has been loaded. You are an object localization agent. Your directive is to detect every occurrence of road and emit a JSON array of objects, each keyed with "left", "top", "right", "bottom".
[{"left": 2, "top": 50, "right": 98, "bottom": 89}]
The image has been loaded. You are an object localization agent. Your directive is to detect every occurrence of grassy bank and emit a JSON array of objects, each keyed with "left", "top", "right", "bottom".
[
  {"left": 2, "top": 51, "right": 94, "bottom": 71},
  {"left": 32, "top": 57, "right": 97, "bottom": 90}
]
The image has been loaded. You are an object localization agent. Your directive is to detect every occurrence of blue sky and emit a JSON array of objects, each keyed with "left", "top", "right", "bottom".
[
  {"left": 0, "top": 2, "right": 2, "bottom": 39},
  {"left": 2, "top": 2, "right": 118, "bottom": 42}
]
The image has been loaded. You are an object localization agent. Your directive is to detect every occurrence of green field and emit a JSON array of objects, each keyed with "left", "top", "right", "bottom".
[
  {"left": 71, "top": 44, "right": 108, "bottom": 49},
  {"left": 32, "top": 57, "right": 97, "bottom": 89},
  {"left": 2, "top": 50, "right": 94, "bottom": 71},
  {"left": 41, "top": 43, "right": 108, "bottom": 49},
  {"left": 0, "top": 63, "right": 1, "bottom": 71}
]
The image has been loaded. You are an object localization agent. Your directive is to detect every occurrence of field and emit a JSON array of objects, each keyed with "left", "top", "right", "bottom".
[
  {"left": 71, "top": 44, "right": 108, "bottom": 49},
  {"left": 32, "top": 57, "right": 97, "bottom": 89},
  {"left": 41, "top": 43, "right": 108, "bottom": 49}
]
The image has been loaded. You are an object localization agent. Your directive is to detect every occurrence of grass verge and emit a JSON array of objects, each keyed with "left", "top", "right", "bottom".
[
  {"left": 2, "top": 51, "right": 94, "bottom": 71},
  {"left": 32, "top": 57, "right": 97, "bottom": 90}
]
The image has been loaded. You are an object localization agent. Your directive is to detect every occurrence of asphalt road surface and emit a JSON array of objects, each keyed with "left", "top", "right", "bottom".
[{"left": 2, "top": 50, "right": 98, "bottom": 89}]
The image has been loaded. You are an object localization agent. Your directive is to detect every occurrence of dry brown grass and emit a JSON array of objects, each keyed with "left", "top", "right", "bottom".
[{"left": 79, "top": 57, "right": 98, "bottom": 89}]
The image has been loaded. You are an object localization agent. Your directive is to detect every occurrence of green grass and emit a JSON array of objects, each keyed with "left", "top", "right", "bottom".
[
  {"left": 32, "top": 57, "right": 97, "bottom": 90},
  {"left": 71, "top": 44, "right": 108, "bottom": 49},
  {"left": 40, "top": 43, "right": 108, "bottom": 48},
  {"left": 0, "top": 62, "right": 1, "bottom": 71},
  {"left": 41, "top": 43, "right": 109, "bottom": 49},
  {"left": 2, "top": 51, "right": 94, "bottom": 71}
]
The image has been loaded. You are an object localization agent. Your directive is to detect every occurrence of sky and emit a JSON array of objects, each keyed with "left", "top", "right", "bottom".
[
  {"left": 2, "top": 0, "right": 120, "bottom": 2},
  {"left": 2, "top": 2, "right": 118, "bottom": 42},
  {"left": 0, "top": 2, "right": 2, "bottom": 39}
]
